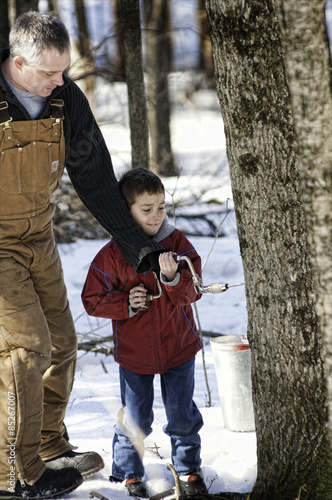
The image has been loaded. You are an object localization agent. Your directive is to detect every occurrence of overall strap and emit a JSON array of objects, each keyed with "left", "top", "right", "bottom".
[
  {"left": 50, "top": 99, "right": 65, "bottom": 120},
  {"left": 0, "top": 87, "right": 65, "bottom": 124},
  {"left": 0, "top": 87, "right": 12, "bottom": 126}
]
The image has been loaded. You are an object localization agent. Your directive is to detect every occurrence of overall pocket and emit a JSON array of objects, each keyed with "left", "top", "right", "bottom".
[{"left": 0, "top": 140, "right": 61, "bottom": 194}]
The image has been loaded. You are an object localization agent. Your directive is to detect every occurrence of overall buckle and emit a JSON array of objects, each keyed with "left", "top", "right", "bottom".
[
  {"left": 50, "top": 99, "right": 65, "bottom": 120},
  {"left": 0, "top": 100, "right": 13, "bottom": 127}
]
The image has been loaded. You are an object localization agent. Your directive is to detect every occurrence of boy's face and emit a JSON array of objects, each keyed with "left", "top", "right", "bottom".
[{"left": 130, "top": 191, "right": 165, "bottom": 237}]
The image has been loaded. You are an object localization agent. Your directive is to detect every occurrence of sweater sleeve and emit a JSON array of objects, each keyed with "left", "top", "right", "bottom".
[{"left": 61, "top": 81, "right": 163, "bottom": 272}]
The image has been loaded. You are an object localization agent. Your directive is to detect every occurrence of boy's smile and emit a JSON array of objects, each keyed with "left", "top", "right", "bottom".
[{"left": 130, "top": 191, "right": 165, "bottom": 237}]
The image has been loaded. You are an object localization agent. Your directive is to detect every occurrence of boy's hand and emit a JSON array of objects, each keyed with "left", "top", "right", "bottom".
[
  {"left": 129, "top": 283, "right": 148, "bottom": 309},
  {"left": 159, "top": 252, "right": 178, "bottom": 282}
]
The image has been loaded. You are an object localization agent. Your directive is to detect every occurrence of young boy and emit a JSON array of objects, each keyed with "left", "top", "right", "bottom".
[{"left": 81, "top": 168, "right": 208, "bottom": 498}]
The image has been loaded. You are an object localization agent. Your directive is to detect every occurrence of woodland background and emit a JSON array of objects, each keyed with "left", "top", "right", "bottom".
[{"left": 0, "top": 1, "right": 332, "bottom": 499}]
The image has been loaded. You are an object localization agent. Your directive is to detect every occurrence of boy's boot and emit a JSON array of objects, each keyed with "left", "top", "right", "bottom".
[
  {"left": 178, "top": 469, "right": 208, "bottom": 497},
  {"left": 125, "top": 478, "right": 148, "bottom": 498}
]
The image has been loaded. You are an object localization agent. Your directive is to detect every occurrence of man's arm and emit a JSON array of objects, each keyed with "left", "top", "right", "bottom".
[{"left": 61, "top": 81, "right": 162, "bottom": 272}]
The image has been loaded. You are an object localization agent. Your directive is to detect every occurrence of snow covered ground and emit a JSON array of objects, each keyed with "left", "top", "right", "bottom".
[{"left": 58, "top": 235, "right": 256, "bottom": 500}]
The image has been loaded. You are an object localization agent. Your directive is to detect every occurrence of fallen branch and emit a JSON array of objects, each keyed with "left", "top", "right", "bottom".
[
  {"left": 90, "top": 492, "right": 109, "bottom": 500},
  {"left": 77, "top": 343, "right": 114, "bottom": 355},
  {"left": 76, "top": 331, "right": 223, "bottom": 355}
]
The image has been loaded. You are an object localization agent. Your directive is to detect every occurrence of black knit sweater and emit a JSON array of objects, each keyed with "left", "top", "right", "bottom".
[{"left": 0, "top": 49, "right": 162, "bottom": 272}]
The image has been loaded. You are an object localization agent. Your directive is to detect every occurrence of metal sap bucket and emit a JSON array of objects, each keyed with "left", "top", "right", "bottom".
[{"left": 210, "top": 335, "right": 255, "bottom": 432}]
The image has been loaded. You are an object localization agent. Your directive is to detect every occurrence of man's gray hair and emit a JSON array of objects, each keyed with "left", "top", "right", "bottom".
[{"left": 9, "top": 11, "right": 71, "bottom": 66}]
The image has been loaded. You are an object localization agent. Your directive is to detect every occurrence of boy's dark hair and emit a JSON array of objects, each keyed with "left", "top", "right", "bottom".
[{"left": 119, "top": 168, "right": 165, "bottom": 207}]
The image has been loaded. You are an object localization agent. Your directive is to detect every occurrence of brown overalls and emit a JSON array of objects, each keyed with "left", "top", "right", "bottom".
[{"left": 0, "top": 91, "right": 77, "bottom": 489}]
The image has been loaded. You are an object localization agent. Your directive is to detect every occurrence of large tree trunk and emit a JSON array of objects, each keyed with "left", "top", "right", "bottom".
[
  {"left": 205, "top": 0, "right": 332, "bottom": 498},
  {"left": 274, "top": 0, "right": 332, "bottom": 443},
  {"left": 119, "top": 0, "right": 150, "bottom": 170},
  {"left": 143, "top": 0, "right": 177, "bottom": 176}
]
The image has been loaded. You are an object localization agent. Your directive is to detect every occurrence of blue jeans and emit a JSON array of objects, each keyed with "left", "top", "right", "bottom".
[{"left": 112, "top": 357, "right": 203, "bottom": 480}]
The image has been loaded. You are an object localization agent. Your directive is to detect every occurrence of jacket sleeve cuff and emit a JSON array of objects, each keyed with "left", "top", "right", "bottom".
[
  {"left": 129, "top": 305, "right": 140, "bottom": 317},
  {"left": 160, "top": 271, "right": 180, "bottom": 287}
]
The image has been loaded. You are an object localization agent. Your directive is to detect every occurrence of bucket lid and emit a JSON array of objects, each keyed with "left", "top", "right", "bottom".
[{"left": 210, "top": 335, "right": 250, "bottom": 351}]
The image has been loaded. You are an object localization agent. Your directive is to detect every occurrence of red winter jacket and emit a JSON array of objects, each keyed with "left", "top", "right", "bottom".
[{"left": 81, "top": 228, "right": 202, "bottom": 374}]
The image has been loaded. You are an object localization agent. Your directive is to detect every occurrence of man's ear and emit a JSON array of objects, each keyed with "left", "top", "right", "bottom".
[{"left": 12, "top": 56, "right": 25, "bottom": 71}]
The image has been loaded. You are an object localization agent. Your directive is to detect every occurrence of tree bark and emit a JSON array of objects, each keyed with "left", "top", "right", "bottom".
[
  {"left": 47, "top": 0, "right": 59, "bottom": 16},
  {"left": 274, "top": 0, "right": 332, "bottom": 444},
  {"left": 15, "top": 0, "right": 39, "bottom": 17},
  {"left": 70, "top": 0, "right": 96, "bottom": 114},
  {"left": 119, "top": 0, "right": 150, "bottom": 170},
  {"left": 0, "top": 1, "right": 10, "bottom": 50},
  {"left": 205, "top": 0, "right": 332, "bottom": 498},
  {"left": 112, "top": 0, "right": 126, "bottom": 80},
  {"left": 198, "top": 0, "right": 214, "bottom": 78},
  {"left": 143, "top": 0, "right": 177, "bottom": 176}
]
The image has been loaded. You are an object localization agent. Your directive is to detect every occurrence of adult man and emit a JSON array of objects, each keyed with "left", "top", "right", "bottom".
[{"left": 0, "top": 11, "right": 162, "bottom": 499}]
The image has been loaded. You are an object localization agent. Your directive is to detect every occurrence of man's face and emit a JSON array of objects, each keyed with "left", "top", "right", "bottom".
[{"left": 13, "top": 48, "right": 71, "bottom": 97}]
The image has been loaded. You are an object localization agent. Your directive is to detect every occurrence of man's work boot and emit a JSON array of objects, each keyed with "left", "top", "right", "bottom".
[
  {"left": 45, "top": 450, "right": 104, "bottom": 479},
  {"left": 0, "top": 467, "right": 83, "bottom": 499}
]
